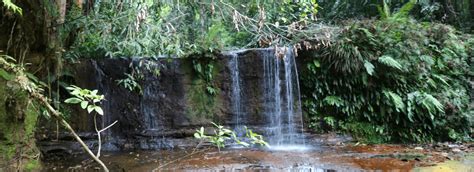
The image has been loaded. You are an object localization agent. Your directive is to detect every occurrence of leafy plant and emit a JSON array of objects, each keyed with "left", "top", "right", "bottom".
[
  {"left": 301, "top": 2, "right": 473, "bottom": 143},
  {"left": 64, "top": 85, "right": 104, "bottom": 115},
  {"left": 244, "top": 126, "right": 269, "bottom": 147},
  {"left": 2, "top": 0, "right": 22, "bottom": 15},
  {"left": 191, "top": 54, "right": 219, "bottom": 96},
  {"left": 116, "top": 73, "right": 142, "bottom": 94},
  {"left": 194, "top": 122, "right": 268, "bottom": 152},
  {"left": 64, "top": 85, "right": 117, "bottom": 157}
]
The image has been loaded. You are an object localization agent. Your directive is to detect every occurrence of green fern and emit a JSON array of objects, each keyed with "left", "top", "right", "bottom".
[
  {"left": 323, "top": 96, "right": 344, "bottom": 107},
  {"left": 378, "top": 55, "right": 403, "bottom": 71},
  {"left": 383, "top": 90, "right": 405, "bottom": 112},
  {"left": 419, "top": 55, "right": 435, "bottom": 66},
  {"left": 420, "top": 93, "right": 444, "bottom": 118},
  {"left": 431, "top": 74, "right": 450, "bottom": 87},
  {"left": 377, "top": 0, "right": 416, "bottom": 20},
  {"left": 377, "top": 0, "right": 391, "bottom": 19},
  {"left": 364, "top": 60, "right": 375, "bottom": 76},
  {"left": 393, "top": 0, "right": 416, "bottom": 19},
  {"left": 2, "top": 0, "right": 22, "bottom": 15}
]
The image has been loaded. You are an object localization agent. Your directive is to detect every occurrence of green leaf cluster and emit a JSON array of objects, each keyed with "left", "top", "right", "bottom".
[
  {"left": 302, "top": 15, "right": 473, "bottom": 143},
  {"left": 62, "top": 1, "right": 319, "bottom": 59},
  {"left": 194, "top": 122, "right": 268, "bottom": 151},
  {"left": 64, "top": 85, "right": 104, "bottom": 115}
]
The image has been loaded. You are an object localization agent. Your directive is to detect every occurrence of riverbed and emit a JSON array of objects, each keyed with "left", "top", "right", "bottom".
[{"left": 41, "top": 143, "right": 473, "bottom": 171}]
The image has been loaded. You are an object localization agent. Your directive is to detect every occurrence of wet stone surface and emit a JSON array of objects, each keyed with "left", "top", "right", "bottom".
[{"left": 40, "top": 143, "right": 474, "bottom": 172}]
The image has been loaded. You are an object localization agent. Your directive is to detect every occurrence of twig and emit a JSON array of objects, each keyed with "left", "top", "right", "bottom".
[
  {"left": 154, "top": 148, "right": 210, "bottom": 170},
  {"left": 99, "top": 120, "right": 118, "bottom": 133}
]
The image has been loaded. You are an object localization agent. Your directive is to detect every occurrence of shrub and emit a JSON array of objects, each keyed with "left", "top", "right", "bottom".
[{"left": 301, "top": 17, "right": 473, "bottom": 143}]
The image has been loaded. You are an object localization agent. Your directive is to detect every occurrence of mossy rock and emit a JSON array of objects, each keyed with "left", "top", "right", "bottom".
[{"left": 0, "top": 77, "right": 41, "bottom": 170}]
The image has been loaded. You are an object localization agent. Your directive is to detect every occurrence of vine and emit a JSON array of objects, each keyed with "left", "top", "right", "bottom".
[{"left": 191, "top": 53, "right": 219, "bottom": 96}]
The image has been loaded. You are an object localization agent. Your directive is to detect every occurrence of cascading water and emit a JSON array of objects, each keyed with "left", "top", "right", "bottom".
[
  {"left": 228, "top": 52, "right": 245, "bottom": 136},
  {"left": 142, "top": 85, "right": 159, "bottom": 131},
  {"left": 227, "top": 48, "right": 306, "bottom": 149},
  {"left": 262, "top": 48, "right": 305, "bottom": 148},
  {"left": 91, "top": 61, "right": 112, "bottom": 138}
]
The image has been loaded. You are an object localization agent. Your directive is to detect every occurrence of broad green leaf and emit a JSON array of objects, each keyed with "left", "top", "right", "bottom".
[
  {"left": 91, "top": 90, "right": 98, "bottom": 95},
  {"left": 81, "top": 101, "right": 89, "bottom": 109},
  {"left": 42, "top": 110, "right": 50, "bottom": 119},
  {"left": 94, "top": 106, "right": 104, "bottom": 115},
  {"left": 0, "top": 69, "right": 14, "bottom": 80},
  {"left": 87, "top": 105, "right": 94, "bottom": 113},
  {"left": 194, "top": 133, "right": 201, "bottom": 139},
  {"left": 378, "top": 55, "right": 403, "bottom": 70},
  {"left": 64, "top": 98, "right": 82, "bottom": 104},
  {"left": 313, "top": 60, "right": 320, "bottom": 68},
  {"left": 364, "top": 61, "right": 375, "bottom": 76},
  {"left": 2, "top": 0, "right": 22, "bottom": 15}
]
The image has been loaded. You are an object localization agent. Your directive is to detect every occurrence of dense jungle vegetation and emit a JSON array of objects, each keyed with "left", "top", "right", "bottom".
[{"left": 0, "top": 0, "right": 473, "bottom": 170}]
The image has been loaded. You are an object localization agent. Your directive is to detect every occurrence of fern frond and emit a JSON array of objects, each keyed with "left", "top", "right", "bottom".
[
  {"left": 323, "top": 96, "right": 344, "bottom": 107},
  {"left": 431, "top": 74, "right": 450, "bottom": 87},
  {"left": 421, "top": 93, "right": 444, "bottom": 114},
  {"left": 378, "top": 55, "right": 403, "bottom": 70},
  {"left": 383, "top": 90, "right": 405, "bottom": 112},
  {"left": 2, "top": 0, "right": 22, "bottom": 15},
  {"left": 393, "top": 0, "right": 416, "bottom": 19},
  {"left": 419, "top": 55, "right": 434, "bottom": 66},
  {"left": 377, "top": 0, "right": 391, "bottom": 19},
  {"left": 364, "top": 60, "right": 375, "bottom": 76}
]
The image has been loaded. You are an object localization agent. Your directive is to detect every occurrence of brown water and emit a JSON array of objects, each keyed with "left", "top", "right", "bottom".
[{"left": 41, "top": 145, "right": 474, "bottom": 172}]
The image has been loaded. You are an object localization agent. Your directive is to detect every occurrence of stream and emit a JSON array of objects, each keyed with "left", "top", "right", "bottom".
[{"left": 41, "top": 144, "right": 473, "bottom": 171}]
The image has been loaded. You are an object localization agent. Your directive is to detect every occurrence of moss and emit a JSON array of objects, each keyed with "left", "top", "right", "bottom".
[
  {"left": 25, "top": 159, "right": 41, "bottom": 171},
  {"left": 183, "top": 58, "right": 224, "bottom": 123},
  {"left": 0, "top": 78, "right": 40, "bottom": 170},
  {"left": 185, "top": 77, "right": 222, "bottom": 122}
]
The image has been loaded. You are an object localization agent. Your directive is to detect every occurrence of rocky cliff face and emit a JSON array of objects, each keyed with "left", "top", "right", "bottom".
[{"left": 38, "top": 49, "right": 285, "bottom": 152}]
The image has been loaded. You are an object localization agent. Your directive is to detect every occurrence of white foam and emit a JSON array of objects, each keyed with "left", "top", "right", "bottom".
[{"left": 266, "top": 144, "right": 312, "bottom": 151}]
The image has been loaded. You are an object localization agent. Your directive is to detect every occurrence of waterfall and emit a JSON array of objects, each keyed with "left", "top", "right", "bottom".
[
  {"left": 227, "top": 48, "right": 306, "bottom": 149},
  {"left": 142, "top": 85, "right": 159, "bottom": 131},
  {"left": 262, "top": 47, "right": 305, "bottom": 146},
  {"left": 91, "top": 61, "right": 112, "bottom": 138},
  {"left": 228, "top": 52, "right": 245, "bottom": 136}
]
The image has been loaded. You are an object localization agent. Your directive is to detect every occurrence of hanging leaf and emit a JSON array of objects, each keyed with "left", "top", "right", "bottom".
[
  {"left": 81, "top": 101, "right": 89, "bottom": 109},
  {"left": 364, "top": 60, "right": 375, "bottom": 76},
  {"left": 0, "top": 69, "right": 14, "bottom": 80},
  {"left": 378, "top": 55, "right": 403, "bottom": 70},
  {"left": 94, "top": 106, "right": 104, "bottom": 115},
  {"left": 64, "top": 98, "right": 82, "bottom": 104},
  {"left": 87, "top": 105, "right": 94, "bottom": 113}
]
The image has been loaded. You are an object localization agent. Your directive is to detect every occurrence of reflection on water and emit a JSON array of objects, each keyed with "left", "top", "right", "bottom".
[
  {"left": 41, "top": 147, "right": 473, "bottom": 172},
  {"left": 414, "top": 155, "right": 474, "bottom": 172}
]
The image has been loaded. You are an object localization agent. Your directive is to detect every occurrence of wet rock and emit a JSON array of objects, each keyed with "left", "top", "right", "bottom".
[
  {"left": 37, "top": 49, "right": 309, "bottom": 151},
  {"left": 448, "top": 144, "right": 460, "bottom": 148},
  {"left": 452, "top": 148, "right": 462, "bottom": 153},
  {"left": 414, "top": 147, "right": 423, "bottom": 150},
  {"left": 102, "top": 142, "right": 120, "bottom": 152}
]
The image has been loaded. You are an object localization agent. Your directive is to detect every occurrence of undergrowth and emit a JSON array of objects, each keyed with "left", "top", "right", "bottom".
[{"left": 301, "top": 2, "right": 473, "bottom": 143}]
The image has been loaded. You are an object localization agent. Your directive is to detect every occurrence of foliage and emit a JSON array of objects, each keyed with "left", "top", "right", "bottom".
[
  {"left": 1, "top": 0, "right": 22, "bottom": 15},
  {"left": 64, "top": 85, "right": 104, "bottom": 115},
  {"left": 301, "top": 5, "right": 473, "bottom": 143},
  {"left": 116, "top": 73, "right": 142, "bottom": 94},
  {"left": 244, "top": 126, "right": 269, "bottom": 147},
  {"left": 191, "top": 53, "right": 219, "bottom": 96},
  {"left": 64, "top": 85, "right": 117, "bottom": 159},
  {"left": 63, "top": 1, "right": 318, "bottom": 59},
  {"left": 317, "top": 0, "right": 473, "bottom": 32},
  {"left": 194, "top": 122, "right": 268, "bottom": 151}
]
